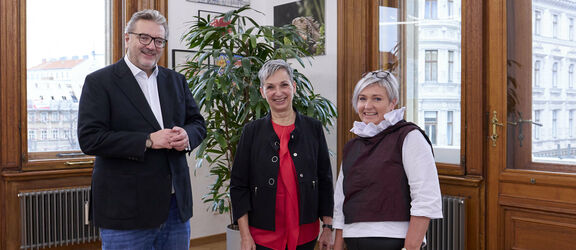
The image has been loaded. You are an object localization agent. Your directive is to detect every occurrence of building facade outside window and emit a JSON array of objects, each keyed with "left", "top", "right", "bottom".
[
  {"left": 553, "top": 14, "right": 559, "bottom": 38},
  {"left": 535, "top": 60, "right": 541, "bottom": 87},
  {"left": 424, "top": 111, "right": 438, "bottom": 145},
  {"left": 425, "top": 50, "right": 438, "bottom": 82},
  {"left": 535, "top": 10, "right": 542, "bottom": 35},
  {"left": 552, "top": 110, "right": 558, "bottom": 138},
  {"left": 425, "top": 0, "right": 437, "bottom": 19},
  {"left": 534, "top": 110, "right": 541, "bottom": 140},
  {"left": 447, "top": 111, "right": 454, "bottom": 146},
  {"left": 448, "top": 50, "right": 454, "bottom": 82},
  {"left": 553, "top": 62, "right": 558, "bottom": 88},
  {"left": 570, "top": 17, "right": 574, "bottom": 41},
  {"left": 569, "top": 110, "right": 574, "bottom": 138},
  {"left": 570, "top": 64, "right": 574, "bottom": 89}
]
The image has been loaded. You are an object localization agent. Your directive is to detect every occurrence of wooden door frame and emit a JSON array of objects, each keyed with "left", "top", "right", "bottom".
[{"left": 485, "top": 0, "right": 507, "bottom": 248}]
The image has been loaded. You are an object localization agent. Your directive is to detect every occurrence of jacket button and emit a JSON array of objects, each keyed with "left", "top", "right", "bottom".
[
  {"left": 300, "top": 173, "right": 304, "bottom": 178},
  {"left": 271, "top": 156, "right": 278, "bottom": 162},
  {"left": 274, "top": 141, "right": 279, "bottom": 147},
  {"left": 293, "top": 152, "right": 298, "bottom": 157},
  {"left": 268, "top": 178, "right": 275, "bottom": 185},
  {"left": 291, "top": 135, "right": 294, "bottom": 139}
]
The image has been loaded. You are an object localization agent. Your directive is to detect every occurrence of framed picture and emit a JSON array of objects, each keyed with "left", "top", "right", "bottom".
[
  {"left": 186, "top": 0, "right": 249, "bottom": 8},
  {"left": 274, "top": 0, "right": 326, "bottom": 56},
  {"left": 172, "top": 49, "right": 211, "bottom": 71}
]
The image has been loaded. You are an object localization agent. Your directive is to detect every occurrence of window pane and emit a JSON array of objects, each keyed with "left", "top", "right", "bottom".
[
  {"left": 553, "top": 14, "right": 558, "bottom": 38},
  {"left": 535, "top": 10, "right": 541, "bottom": 35},
  {"left": 378, "top": 0, "right": 462, "bottom": 164},
  {"left": 508, "top": 0, "right": 576, "bottom": 166},
  {"left": 26, "top": 0, "right": 110, "bottom": 155}
]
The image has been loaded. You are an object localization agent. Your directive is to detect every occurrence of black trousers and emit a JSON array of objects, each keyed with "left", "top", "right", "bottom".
[
  {"left": 256, "top": 239, "right": 317, "bottom": 250},
  {"left": 344, "top": 237, "right": 406, "bottom": 250}
]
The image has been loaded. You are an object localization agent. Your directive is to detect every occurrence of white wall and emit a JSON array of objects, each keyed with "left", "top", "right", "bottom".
[{"left": 168, "top": 0, "right": 338, "bottom": 239}]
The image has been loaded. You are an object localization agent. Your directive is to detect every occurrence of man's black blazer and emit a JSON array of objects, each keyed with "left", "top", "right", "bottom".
[{"left": 78, "top": 59, "right": 206, "bottom": 230}]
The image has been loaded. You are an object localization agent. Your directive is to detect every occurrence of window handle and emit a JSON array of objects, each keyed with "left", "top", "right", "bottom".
[
  {"left": 506, "top": 112, "right": 543, "bottom": 147},
  {"left": 490, "top": 111, "right": 503, "bottom": 147}
]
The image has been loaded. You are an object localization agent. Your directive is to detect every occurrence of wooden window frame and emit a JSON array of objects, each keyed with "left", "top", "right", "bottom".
[
  {"left": 337, "top": 0, "right": 484, "bottom": 177},
  {"left": 0, "top": 0, "right": 167, "bottom": 172}
]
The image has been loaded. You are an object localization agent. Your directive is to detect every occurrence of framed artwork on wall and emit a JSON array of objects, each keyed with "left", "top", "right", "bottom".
[
  {"left": 186, "top": 0, "right": 249, "bottom": 8},
  {"left": 172, "top": 49, "right": 212, "bottom": 71},
  {"left": 274, "top": 0, "right": 326, "bottom": 56}
]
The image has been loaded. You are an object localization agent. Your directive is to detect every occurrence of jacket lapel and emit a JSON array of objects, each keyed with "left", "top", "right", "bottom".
[
  {"left": 157, "top": 68, "right": 174, "bottom": 129},
  {"left": 112, "top": 59, "right": 162, "bottom": 130}
]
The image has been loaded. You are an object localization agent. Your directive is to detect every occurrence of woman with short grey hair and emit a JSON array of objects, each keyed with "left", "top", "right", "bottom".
[
  {"left": 333, "top": 71, "right": 443, "bottom": 250},
  {"left": 231, "top": 59, "right": 334, "bottom": 250}
]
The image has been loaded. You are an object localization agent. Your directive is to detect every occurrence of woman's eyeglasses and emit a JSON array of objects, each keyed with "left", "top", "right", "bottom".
[{"left": 362, "top": 71, "right": 391, "bottom": 79}]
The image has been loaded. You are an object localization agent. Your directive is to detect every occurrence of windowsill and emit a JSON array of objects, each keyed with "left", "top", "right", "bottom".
[
  {"left": 533, "top": 87, "right": 545, "bottom": 94},
  {"left": 549, "top": 88, "right": 562, "bottom": 95}
]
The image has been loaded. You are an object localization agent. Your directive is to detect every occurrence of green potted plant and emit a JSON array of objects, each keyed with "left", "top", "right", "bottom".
[{"left": 180, "top": 5, "right": 337, "bottom": 246}]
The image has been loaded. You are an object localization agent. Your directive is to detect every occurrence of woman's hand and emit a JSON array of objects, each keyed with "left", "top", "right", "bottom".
[
  {"left": 240, "top": 235, "right": 256, "bottom": 250},
  {"left": 319, "top": 216, "right": 334, "bottom": 249},
  {"left": 333, "top": 229, "right": 344, "bottom": 250},
  {"left": 318, "top": 227, "right": 333, "bottom": 249},
  {"left": 238, "top": 214, "right": 256, "bottom": 250}
]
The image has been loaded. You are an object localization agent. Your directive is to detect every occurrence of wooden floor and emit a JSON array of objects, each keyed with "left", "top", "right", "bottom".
[{"left": 189, "top": 240, "right": 225, "bottom": 250}]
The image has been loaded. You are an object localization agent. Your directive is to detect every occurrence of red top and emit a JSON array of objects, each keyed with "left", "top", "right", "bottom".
[{"left": 250, "top": 121, "right": 319, "bottom": 249}]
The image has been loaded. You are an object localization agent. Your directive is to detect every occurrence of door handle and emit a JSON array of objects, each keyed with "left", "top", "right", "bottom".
[{"left": 490, "top": 111, "right": 503, "bottom": 147}]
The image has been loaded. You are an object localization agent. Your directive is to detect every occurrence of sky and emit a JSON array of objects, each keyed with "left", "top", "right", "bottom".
[{"left": 27, "top": 0, "right": 107, "bottom": 68}]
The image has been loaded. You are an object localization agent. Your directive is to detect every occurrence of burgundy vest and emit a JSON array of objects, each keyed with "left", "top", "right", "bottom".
[{"left": 342, "top": 120, "right": 431, "bottom": 224}]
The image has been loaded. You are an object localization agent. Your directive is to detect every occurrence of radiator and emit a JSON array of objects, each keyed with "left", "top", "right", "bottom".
[
  {"left": 423, "top": 195, "right": 466, "bottom": 250},
  {"left": 18, "top": 187, "right": 99, "bottom": 250}
]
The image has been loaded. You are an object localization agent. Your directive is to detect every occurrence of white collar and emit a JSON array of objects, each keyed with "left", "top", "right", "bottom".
[
  {"left": 350, "top": 107, "right": 406, "bottom": 138},
  {"left": 124, "top": 55, "right": 158, "bottom": 78}
]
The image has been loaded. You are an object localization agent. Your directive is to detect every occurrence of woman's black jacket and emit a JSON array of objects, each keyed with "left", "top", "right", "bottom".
[{"left": 230, "top": 111, "right": 334, "bottom": 231}]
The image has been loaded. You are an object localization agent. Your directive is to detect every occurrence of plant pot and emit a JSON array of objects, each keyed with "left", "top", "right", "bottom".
[{"left": 226, "top": 224, "right": 241, "bottom": 250}]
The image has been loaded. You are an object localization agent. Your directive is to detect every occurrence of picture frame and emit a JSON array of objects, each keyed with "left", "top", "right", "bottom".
[
  {"left": 273, "top": 0, "right": 326, "bottom": 56},
  {"left": 172, "top": 49, "right": 211, "bottom": 71},
  {"left": 186, "top": 0, "right": 250, "bottom": 8}
]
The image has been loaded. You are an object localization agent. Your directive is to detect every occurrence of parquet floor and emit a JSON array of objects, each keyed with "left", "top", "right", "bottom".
[{"left": 189, "top": 240, "right": 226, "bottom": 250}]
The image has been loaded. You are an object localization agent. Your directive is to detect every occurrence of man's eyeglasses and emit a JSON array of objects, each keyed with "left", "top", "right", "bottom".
[
  {"left": 363, "top": 70, "right": 391, "bottom": 79},
  {"left": 128, "top": 32, "right": 167, "bottom": 48}
]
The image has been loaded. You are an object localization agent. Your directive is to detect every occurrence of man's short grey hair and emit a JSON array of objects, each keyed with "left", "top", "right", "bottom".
[
  {"left": 125, "top": 9, "right": 168, "bottom": 38},
  {"left": 352, "top": 71, "right": 399, "bottom": 113},
  {"left": 258, "top": 59, "right": 294, "bottom": 87}
]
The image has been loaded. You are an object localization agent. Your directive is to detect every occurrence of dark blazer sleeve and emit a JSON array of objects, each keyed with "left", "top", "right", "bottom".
[
  {"left": 316, "top": 122, "right": 334, "bottom": 218},
  {"left": 177, "top": 73, "right": 206, "bottom": 151},
  {"left": 230, "top": 123, "right": 254, "bottom": 223},
  {"left": 78, "top": 73, "right": 147, "bottom": 160}
]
